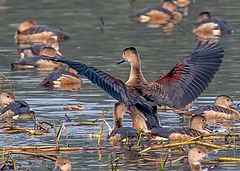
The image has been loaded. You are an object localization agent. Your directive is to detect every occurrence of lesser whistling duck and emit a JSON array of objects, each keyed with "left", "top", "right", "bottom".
[
  {"left": 117, "top": 42, "right": 223, "bottom": 109},
  {"left": 107, "top": 102, "right": 138, "bottom": 142},
  {"left": 0, "top": 91, "right": 15, "bottom": 110},
  {"left": 193, "top": 12, "right": 233, "bottom": 39},
  {"left": 18, "top": 37, "right": 62, "bottom": 59},
  {"left": 191, "top": 95, "right": 240, "bottom": 123},
  {"left": 40, "top": 68, "right": 82, "bottom": 90},
  {"left": 11, "top": 47, "right": 63, "bottom": 70},
  {"left": 134, "top": 0, "right": 182, "bottom": 26},
  {"left": 188, "top": 146, "right": 208, "bottom": 171},
  {"left": 54, "top": 158, "right": 72, "bottom": 171},
  {"left": 0, "top": 100, "right": 35, "bottom": 121},
  {"left": 174, "top": 0, "right": 191, "bottom": 8},
  {"left": 150, "top": 115, "right": 209, "bottom": 142},
  {"left": 46, "top": 42, "right": 223, "bottom": 132},
  {"left": 15, "top": 20, "right": 70, "bottom": 44}
]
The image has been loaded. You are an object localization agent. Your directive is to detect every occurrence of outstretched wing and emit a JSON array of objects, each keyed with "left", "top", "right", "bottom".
[
  {"left": 51, "top": 58, "right": 137, "bottom": 105},
  {"left": 148, "top": 42, "right": 224, "bottom": 108}
]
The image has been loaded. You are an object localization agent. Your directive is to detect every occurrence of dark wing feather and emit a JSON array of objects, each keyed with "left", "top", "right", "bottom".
[
  {"left": 40, "top": 69, "right": 68, "bottom": 86},
  {"left": 190, "top": 105, "right": 235, "bottom": 115},
  {"left": 22, "top": 26, "right": 70, "bottom": 41},
  {"left": 51, "top": 58, "right": 135, "bottom": 105},
  {"left": 148, "top": 42, "right": 224, "bottom": 108},
  {"left": 1, "top": 100, "right": 31, "bottom": 115},
  {"left": 151, "top": 127, "right": 202, "bottom": 138}
]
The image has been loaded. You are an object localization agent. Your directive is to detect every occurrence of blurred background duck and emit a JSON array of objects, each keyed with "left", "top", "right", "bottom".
[
  {"left": 190, "top": 95, "right": 240, "bottom": 125},
  {"left": 193, "top": 12, "right": 233, "bottom": 40},
  {"left": 18, "top": 37, "right": 62, "bottom": 59},
  {"left": 150, "top": 115, "right": 209, "bottom": 142},
  {"left": 15, "top": 20, "right": 70, "bottom": 44},
  {"left": 188, "top": 146, "right": 208, "bottom": 171},
  {"left": 107, "top": 102, "right": 138, "bottom": 143},
  {"left": 0, "top": 100, "right": 35, "bottom": 121},
  {"left": 134, "top": 0, "right": 183, "bottom": 27},
  {"left": 11, "top": 47, "right": 64, "bottom": 70},
  {"left": 40, "top": 67, "right": 82, "bottom": 91},
  {"left": 54, "top": 157, "right": 72, "bottom": 171}
]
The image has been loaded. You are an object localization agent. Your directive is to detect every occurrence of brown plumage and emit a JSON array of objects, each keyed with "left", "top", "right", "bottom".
[
  {"left": 54, "top": 158, "right": 72, "bottom": 171},
  {"left": 134, "top": 0, "right": 182, "bottom": 26},
  {"left": 0, "top": 92, "right": 15, "bottom": 109},
  {"left": 193, "top": 12, "right": 232, "bottom": 39},
  {"left": 118, "top": 42, "right": 223, "bottom": 109},
  {"left": 188, "top": 146, "right": 208, "bottom": 171},
  {"left": 15, "top": 20, "right": 69, "bottom": 44},
  {"left": 12, "top": 47, "right": 63, "bottom": 70},
  {"left": 48, "top": 42, "right": 223, "bottom": 133},
  {"left": 150, "top": 115, "right": 209, "bottom": 142},
  {"left": 18, "top": 38, "right": 62, "bottom": 58},
  {"left": 107, "top": 102, "right": 138, "bottom": 142},
  {"left": 191, "top": 95, "right": 240, "bottom": 124}
]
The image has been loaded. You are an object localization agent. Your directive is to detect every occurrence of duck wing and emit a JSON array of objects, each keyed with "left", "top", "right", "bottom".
[
  {"left": 48, "top": 58, "right": 147, "bottom": 106},
  {"left": 21, "top": 26, "right": 70, "bottom": 41},
  {"left": 1, "top": 100, "right": 31, "bottom": 115},
  {"left": 147, "top": 42, "right": 224, "bottom": 108}
]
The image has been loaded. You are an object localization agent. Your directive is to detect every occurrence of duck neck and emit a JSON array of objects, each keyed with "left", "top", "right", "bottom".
[
  {"left": 126, "top": 60, "right": 147, "bottom": 85},
  {"left": 190, "top": 162, "right": 202, "bottom": 171},
  {"left": 190, "top": 121, "right": 204, "bottom": 131},
  {"left": 113, "top": 108, "right": 123, "bottom": 129}
]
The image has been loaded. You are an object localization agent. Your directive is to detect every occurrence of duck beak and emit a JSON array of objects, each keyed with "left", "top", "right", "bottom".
[{"left": 117, "top": 59, "right": 125, "bottom": 65}]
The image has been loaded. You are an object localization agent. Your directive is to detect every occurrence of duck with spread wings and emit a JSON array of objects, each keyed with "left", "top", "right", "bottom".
[{"left": 46, "top": 41, "right": 224, "bottom": 132}]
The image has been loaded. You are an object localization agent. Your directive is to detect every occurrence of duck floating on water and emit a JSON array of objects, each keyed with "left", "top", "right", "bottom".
[
  {"left": 134, "top": 0, "right": 183, "bottom": 27},
  {"left": 45, "top": 41, "right": 224, "bottom": 132},
  {"left": 193, "top": 12, "right": 233, "bottom": 40},
  {"left": 150, "top": 115, "right": 209, "bottom": 142},
  {"left": 15, "top": 20, "right": 70, "bottom": 44},
  {"left": 12, "top": 47, "right": 63, "bottom": 70},
  {"left": 190, "top": 95, "right": 240, "bottom": 124},
  {"left": 40, "top": 67, "right": 82, "bottom": 91},
  {"left": 188, "top": 146, "right": 208, "bottom": 171},
  {"left": 54, "top": 157, "right": 72, "bottom": 171},
  {"left": 0, "top": 100, "right": 35, "bottom": 121}
]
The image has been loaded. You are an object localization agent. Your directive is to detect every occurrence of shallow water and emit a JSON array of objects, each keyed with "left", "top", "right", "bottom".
[{"left": 1, "top": 0, "right": 240, "bottom": 170}]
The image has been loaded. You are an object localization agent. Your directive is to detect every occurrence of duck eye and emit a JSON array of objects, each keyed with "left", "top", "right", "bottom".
[
  {"left": 63, "top": 162, "right": 66, "bottom": 165},
  {"left": 198, "top": 151, "right": 201, "bottom": 153},
  {"left": 202, "top": 119, "right": 205, "bottom": 122},
  {"left": 7, "top": 95, "right": 10, "bottom": 98},
  {"left": 226, "top": 99, "right": 229, "bottom": 101}
]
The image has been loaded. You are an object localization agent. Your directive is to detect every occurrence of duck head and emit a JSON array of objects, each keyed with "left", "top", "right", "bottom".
[
  {"left": 189, "top": 115, "right": 207, "bottom": 131},
  {"left": 214, "top": 95, "right": 234, "bottom": 108},
  {"left": 188, "top": 146, "right": 208, "bottom": 171},
  {"left": 0, "top": 92, "right": 15, "bottom": 108},
  {"left": 117, "top": 47, "right": 140, "bottom": 65},
  {"left": 161, "top": 0, "right": 177, "bottom": 12},
  {"left": 197, "top": 11, "right": 211, "bottom": 22},
  {"left": 54, "top": 158, "right": 72, "bottom": 171},
  {"left": 40, "top": 47, "right": 59, "bottom": 58}
]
